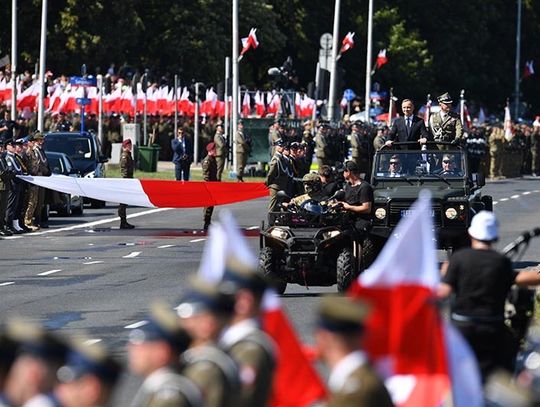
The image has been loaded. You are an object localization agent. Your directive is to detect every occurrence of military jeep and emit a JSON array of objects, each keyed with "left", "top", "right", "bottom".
[{"left": 369, "top": 142, "right": 492, "bottom": 251}]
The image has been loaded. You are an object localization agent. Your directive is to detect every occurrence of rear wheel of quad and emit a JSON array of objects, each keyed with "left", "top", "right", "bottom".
[
  {"left": 337, "top": 249, "right": 357, "bottom": 292},
  {"left": 259, "top": 247, "right": 287, "bottom": 295},
  {"left": 361, "top": 237, "right": 377, "bottom": 269}
]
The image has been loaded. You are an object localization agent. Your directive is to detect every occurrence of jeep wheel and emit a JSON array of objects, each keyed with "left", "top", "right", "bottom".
[
  {"left": 259, "top": 247, "right": 287, "bottom": 295},
  {"left": 337, "top": 249, "right": 357, "bottom": 292}
]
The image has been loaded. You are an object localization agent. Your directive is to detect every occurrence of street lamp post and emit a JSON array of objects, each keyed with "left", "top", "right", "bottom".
[
  {"left": 328, "top": 0, "right": 341, "bottom": 122},
  {"left": 364, "top": 0, "right": 374, "bottom": 124},
  {"left": 514, "top": 0, "right": 522, "bottom": 119},
  {"left": 37, "top": 0, "right": 48, "bottom": 132}
]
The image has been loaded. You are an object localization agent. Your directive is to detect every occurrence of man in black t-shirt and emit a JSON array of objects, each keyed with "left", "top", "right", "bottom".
[
  {"left": 438, "top": 211, "right": 540, "bottom": 382},
  {"left": 341, "top": 161, "right": 373, "bottom": 232}
]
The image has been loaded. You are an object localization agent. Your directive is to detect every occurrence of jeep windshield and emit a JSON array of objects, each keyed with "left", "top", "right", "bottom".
[
  {"left": 373, "top": 150, "right": 465, "bottom": 180},
  {"left": 44, "top": 134, "right": 96, "bottom": 162}
]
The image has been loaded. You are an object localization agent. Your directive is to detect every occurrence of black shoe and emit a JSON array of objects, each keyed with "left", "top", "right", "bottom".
[
  {"left": 2, "top": 228, "right": 12, "bottom": 237},
  {"left": 120, "top": 222, "right": 135, "bottom": 229},
  {"left": 19, "top": 224, "right": 31, "bottom": 233},
  {"left": 6, "top": 227, "right": 20, "bottom": 235},
  {"left": 0, "top": 230, "right": 7, "bottom": 237}
]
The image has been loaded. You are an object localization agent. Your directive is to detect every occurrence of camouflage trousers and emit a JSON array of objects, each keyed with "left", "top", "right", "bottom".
[
  {"left": 203, "top": 206, "right": 214, "bottom": 229},
  {"left": 24, "top": 184, "right": 39, "bottom": 226}
]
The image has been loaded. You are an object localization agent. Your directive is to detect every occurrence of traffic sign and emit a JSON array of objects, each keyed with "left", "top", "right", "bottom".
[
  {"left": 76, "top": 97, "right": 91, "bottom": 106},
  {"left": 70, "top": 76, "right": 97, "bottom": 87},
  {"left": 343, "top": 88, "right": 356, "bottom": 102},
  {"left": 320, "top": 33, "right": 333, "bottom": 50}
]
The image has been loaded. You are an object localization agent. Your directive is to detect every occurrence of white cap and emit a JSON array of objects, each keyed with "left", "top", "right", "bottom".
[{"left": 468, "top": 211, "right": 498, "bottom": 241}]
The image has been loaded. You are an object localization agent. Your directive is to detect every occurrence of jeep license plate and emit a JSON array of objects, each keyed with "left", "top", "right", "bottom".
[{"left": 401, "top": 209, "right": 435, "bottom": 218}]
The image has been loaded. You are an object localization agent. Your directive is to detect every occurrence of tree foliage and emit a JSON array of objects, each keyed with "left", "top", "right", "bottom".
[{"left": 0, "top": 0, "right": 539, "bottom": 115}]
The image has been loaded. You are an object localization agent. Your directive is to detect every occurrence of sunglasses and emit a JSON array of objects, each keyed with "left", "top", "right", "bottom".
[
  {"left": 389, "top": 161, "right": 400, "bottom": 165},
  {"left": 442, "top": 160, "right": 454, "bottom": 164}
]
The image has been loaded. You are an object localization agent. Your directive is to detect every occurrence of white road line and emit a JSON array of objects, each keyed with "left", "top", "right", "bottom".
[
  {"left": 29, "top": 207, "right": 173, "bottom": 236},
  {"left": 511, "top": 195, "right": 520, "bottom": 199},
  {"left": 247, "top": 226, "right": 259, "bottom": 230},
  {"left": 123, "top": 251, "right": 141, "bottom": 258},
  {"left": 500, "top": 198, "right": 509, "bottom": 202},
  {"left": 158, "top": 244, "right": 174, "bottom": 248},
  {"left": 38, "top": 269, "right": 62, "bottom": 276},
  {"left": 534, "top": 190, "right": 540, "bottom": 193},
  {"left": 523, "top": 191, "right": 532, "bottom": 195},
  {"left": 190, "top": 238, "right": 206, "bottom": 243},
  {"left": 493, "top": 202, "right": 498, "bottom": 205},
  {"left": 83, "top": 261, "right": 104, "bottom": 265},
  {"left": 124, "top": 320, "right": 148, "bottom": 329},
  {"left": 0, "top": 282, "right": 15, "bottom": 286},
  {"left": 83, "top": 339, "right": 102, "bottom": 345}
]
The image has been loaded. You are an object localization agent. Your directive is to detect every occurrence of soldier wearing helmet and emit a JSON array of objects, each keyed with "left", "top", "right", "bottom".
[{"left": 289, "top": 172, "right": 325, "bottom": 207}]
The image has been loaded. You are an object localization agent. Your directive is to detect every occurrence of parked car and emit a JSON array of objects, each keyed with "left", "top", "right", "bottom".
[
  {"left": 43, "top": 131, "right": 108, "bottom": 208},
  {"left": 42, "top": 152, "right": 84, "bottom": 218}
]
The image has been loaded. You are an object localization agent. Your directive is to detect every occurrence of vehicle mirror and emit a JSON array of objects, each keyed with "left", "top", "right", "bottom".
[
  {"left": 332, "top": 190, "right": 346, "bottom": 201},
  {"left": 476, "top": 172, "right": 485, "bottom": 187},
  {"left": 276, "top": 190, "right": 291, "bottom": 201}
]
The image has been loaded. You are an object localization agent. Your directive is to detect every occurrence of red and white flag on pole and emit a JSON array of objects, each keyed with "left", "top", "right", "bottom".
[
  {"left": 241, "top": 91, "right": 251, "bottom": 117},
  {"left": 254, "top": 91, "right": 266, "bottom": 117},
  {"left": 239, "top": 28, "right": 259, "bottom": 61},
  {"left": 339, "top": 32, "right": 355, "bottom": 55},
  {"left": 523, "top": 60, "right": 535, "bottom": 79},
  {"left": 376, "top": 49, "right": 388, "bottom": 69},
  {"left": 349, "top": 191, "right": 482, "bottom": 407},
  {"left": 423, "top": 96, "right": 432, "bottom": 127},
  {"left": 504, "top": 102, "right": 514, "bottom": 141},
  {"left": 198, "top": 211, "right": 327, "bottom": 407}
]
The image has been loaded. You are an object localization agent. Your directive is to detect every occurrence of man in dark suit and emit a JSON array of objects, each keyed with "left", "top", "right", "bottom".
[
  {"left": 171, "top": 127, "right": 193, "bottom": 181},
  {"left": 386, "top": 99, "right": 431, "bottom": 149}
]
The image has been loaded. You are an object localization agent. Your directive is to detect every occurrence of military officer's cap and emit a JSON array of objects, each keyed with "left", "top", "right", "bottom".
[
  {"left": 221, "top": 257, "right": 268, "bottom": 296},
  {"left": 57, "top": 335, "right": 121, "bottom": 385},
  {"left": 290, "top": 141, "right": 302, "bottom": 150},
  {"left": 273, "top": 138, "right": 285, "bottom": 147},
  {"left": 129, "top": 301, "right": 192, "bottom": 351},
  {"left": 7, "top": 319, "right": 68, "bottom": 363},
  {"left": 3, "top": 138, "right": 15, "bottom": 147},
  {"left": 15, "top": 136, "right": 28, "bottom": 144},
  {"left": 30, "top": 130, "right": 44, "bottom": 141},
  {"left": 318, "top": 120, "right": 331, "bottom": 128},
  {"left": 318, "top": 294, "right": 370, "bottom": 333},
  {"left": 176, "top": 277, "right": 235, "bottom": 319},
  {"left": 437, "top": 92, "right": 453, "bottom": 105}
]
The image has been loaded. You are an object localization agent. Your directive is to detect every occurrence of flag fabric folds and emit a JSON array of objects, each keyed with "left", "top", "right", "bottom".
[
  {"left": 523, "top": 60, "right": 535, "bottom": 79},
  {"left": 239, "top": 28, "right": 259, "bottom": 60},
  {"left": 339, "top": 32, "right": 355, "bottom": 55},
  {"left": 19, "top": 175, "right": 269, "bottom": 208},
  {"left": 376, "top": 49, "right": 388, "bottom": 69},
  {"left": 504, "top": 102, "right": 513, "bottom": 141}
]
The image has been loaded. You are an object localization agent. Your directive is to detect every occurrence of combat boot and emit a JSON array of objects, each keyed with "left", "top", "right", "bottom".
[{"left": 120, "top": 221, "right": 135, "bottom": 229}]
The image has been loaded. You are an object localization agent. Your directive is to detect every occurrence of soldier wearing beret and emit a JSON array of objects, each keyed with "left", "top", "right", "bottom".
[
  {"left": 315, "top": 295, "right": 394, "bottom": 407},
  {"left": 176, "top": 277, "right": 240, "bottom": 407},
  {"left": 219, "top": 258, "right": 276, "bottom": 407},
  {"left": 428, "top": 93, "right": 463, "bottom": 146},
  {"left": 4, "top": 319, "right": 68, "bottom": 407},
  {"left": 118, "top": 139, "right": 135, "bottom": 229},
  {"left": 55, "top": 336, "right": 121, "bottom": 407},
  {"left": 265, "top": 139, "right": 293, "bottom": 215},
  {"left": 128, "top": 302, "right": 202, "bottom": 407},
  {"left": 213, "top": 125, "right": 229, "bottom": 181},
  {"left": 202, "top": 142, "right": 218, "bottom": 231},
  {"left": 235, "top": 120, "right": 251, "bottom": 182}
]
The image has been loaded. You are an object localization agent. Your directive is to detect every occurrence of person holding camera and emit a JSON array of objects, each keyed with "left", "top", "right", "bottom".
[{"left": 171, "top": 127, "right": 193, "bottom": 181}]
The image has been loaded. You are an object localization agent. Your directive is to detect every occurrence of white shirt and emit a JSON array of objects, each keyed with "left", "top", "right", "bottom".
[{"left": 328, "top": 350, "right": 368, "bottom": 392}]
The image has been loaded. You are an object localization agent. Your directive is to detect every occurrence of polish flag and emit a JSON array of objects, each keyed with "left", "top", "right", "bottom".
[
  {"left": 201, "top": 87, "right": 218, "bottom": 116},
  {"left": 198, "top": 211, "right": 327, "bottom": 407},
  {"left": 20, "top": 176, "right": 269, "bottom": 208},
  {"left": 55, "top": 86, "right": 72, "bottom": 114},
  {"left": 178, "top": 87, "right": 194, "bottom": 116},
  {"left": 504, "top": 103, "right": 513, "bottom": 141},
  {"left": 254, "top": 91, "right": 266, "bottom": 117},
  {"left": 387, "top": 95, "right": 398, "bottom": 127},
  {"left": 17, "top": 81, "right": 41, "bottom": 110},
  {"left": 376, "top": 49, "right": 388, "bottom": 69},
  {"left": 146, "top": 86, "right": 158, "bottom": 115},
  {"left": 295, "top": 93, "right": 302, "bottom": 117},
  {"left": 523, "top": 60, "right": 535, "bottom": 79},
  {"left": 156, "top": 86, "right": 169, "bottom": 113},
  {"left": 136, "top": 84, "right": 145, "bottom": 114},
  {"left": 87, "top": 86, "right": 99, "bottom": 115},
  {"left": 340, "top": 32, "right": 355, "bottom": 54},
  {"left": 120, "top": 87, "right": 134, "bottom": 114},
  {"left": 239, "top": 28, "right": 259, "bottom": 60},
  {"left": 104, "top": 87, "right": 122, "bottom": 114},
  {"left": 266, "top": 91, "right": 280, "bottom": 116},
  {"left": 46, "top": 85, "right": 63, "bottom": 112},
  {"left": 242, "top": 91, "right": 251, "bottom": 117},
  {"left": 349, "top": 191, "right": 482, "bottom": 407},
  {"left": 300, "top": 95, "right": 315, "bottom": 118},
  {"left": 340, "top": 94, "right": 348, "bottom": 110},
  {"left": 0, "top": 78, "right": 6, "bottom": 102}
]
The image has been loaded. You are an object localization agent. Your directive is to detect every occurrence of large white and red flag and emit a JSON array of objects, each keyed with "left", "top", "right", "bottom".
[
  {"left": 239, "top": 28, "right": 259, "bottom": 61},
  {"left": 19, "top": 175, "right": 268, "bottom": 208},
  {"left": 254, "top": 91, "right": 266, "bottom": 117},
  {"left": 339, "top": 32, "right": 355, "bottom": 55},
  {"left": 504, "top": 102, "right": 514, "bottom": 141},
  {"left": 242, "top": 91, "right": 251, "bottom": 117},
  {"left": 17, "top": 81, "right": 41, "bottom": 110},
  {"left": 198, "top": 211, "right": 327, "bottom": 407},
  {"left": 349, "top": 191, "right": 482, "bottom": 407}
]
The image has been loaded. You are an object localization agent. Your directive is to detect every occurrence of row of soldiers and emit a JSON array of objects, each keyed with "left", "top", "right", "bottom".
[
  {"left": 0, "top": 132, "right": 50, "bottom": 237},
  {"left": 0, "top": 255, "right": 392, "bottom": 407}
]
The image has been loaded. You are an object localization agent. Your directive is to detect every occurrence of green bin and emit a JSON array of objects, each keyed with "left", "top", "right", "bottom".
[{"left": 138, "top": 144, "right": 161, "bottom": 172}]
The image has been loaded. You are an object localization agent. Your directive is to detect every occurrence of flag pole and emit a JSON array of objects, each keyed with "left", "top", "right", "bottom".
[
  {"left": 174, "top": 74, "right": 178, "bottom": 136},
  {"left": 232, "top": 0, "right": 239, "bottom": 177},
  {"left": 37, "top": 0, "right": 47, "bottom": 132},
  {"left": 224, "top": 57, "right": 230, "bottom": 147},
  {"left": 364, "top": 0, "right": 374, "bottom": 124},
  {"left": 387, "top": 87, "right": 393, "bottom": 127},
  {"left": 459, "top": 89, "right": 465, "bottom": 126},
  {"left": 97, "top": 74, "right": 103, "bottom": 147},
  {"left": 11, "top": 0, "right": 17, "bottom": 119},
  {"left": 327, "top": 0, "right": 341, "bottom": 122},
  {"left": 514, "top": 0, "right": 522, "bottom": 118}
]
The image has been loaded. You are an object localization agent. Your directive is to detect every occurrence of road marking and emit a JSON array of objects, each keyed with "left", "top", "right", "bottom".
[
  {"left": 38, "top": 269, "right": 61, "bottom": 276},
  {"left": 158, "top": 244, "right": 174, "bottom": 248},
  {"left": 500, "top": 198, "right": 509, "bottom": 202},
  {"left": 123, "top": 251, "right": 141, "bottom": 258},
  {"left": 124, "top": 320, "right": 148, "bottom": 329},
  {"left": 247, "top": 226, "right": 259, "bottom": 230},
  {"left": 523, "top": 191, "right": 531, "bottom": 195},
  {"left": 83, "top": 261, "right": 104, "bottom": 265},
  {"left": 190, "top": 238, "right": 206, "bottom": 243},
  {"left": 28, "top": 208, "right": 173, "bottom": 236},
  {"left": 493, "top": 202, "right": 498, "bottom": 205},
  {"left": 84, "top": 339, "right": 102, "bottom": 345},
  {"left": 511, "top": 195, "right": 520, "bottom": 199},
  {"left": 0, "top": 282, "right": 15, "bottom": 286}
]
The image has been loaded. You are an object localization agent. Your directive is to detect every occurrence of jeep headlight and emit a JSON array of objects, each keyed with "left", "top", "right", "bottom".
[
  {"left": 445, "top": 207, "right": 458, "bottom": 220},
  {"left": 375, "top": 207, "right": 387, "bottom": 220},
  {"left": 270, "top": 228, "right": 289, "bottom": 240},
  {"left": 322, "top": 230, "right": 341, "bottom": 240}
]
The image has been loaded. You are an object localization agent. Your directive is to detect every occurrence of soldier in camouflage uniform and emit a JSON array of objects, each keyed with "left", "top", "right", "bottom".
[
  {"left": 489, "top": 125, "right": 505, "bottom": 179},
  {"left": 202, "top": 142, "right": 218, "bottom": 230},
  {"left": 118, "top": 139, "right": 135, "bottom": 229},
  {"left": 214, "top": 125, "right": 229, "bottom": 181},
  {"left": 349, "top": 122, "right": 371, "bottom": 177},
  {"left": 235, "top": 121, "right": 251, "bottom": 182},
  {"left": 265, "top": 139, "right": 293, "bottom": 214},
  {"left": 315, "top": 123, "right": 333, "bottom": 168},
  {"left": 128, "top": 302, "right": 203, "bottom": 407},
  {"left": 219, "top": 257, "right": 276, "bottom": 407},
  {"left": 531, "top": 117, "right": 540, "bottom": 176},
  {"left": 428, "top": 93, "right": 463, "bottom": 146}
]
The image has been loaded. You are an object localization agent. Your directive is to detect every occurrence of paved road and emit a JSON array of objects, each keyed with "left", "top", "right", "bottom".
[{"left": 1, "top": 177, "right": 540, "bottom": 403}]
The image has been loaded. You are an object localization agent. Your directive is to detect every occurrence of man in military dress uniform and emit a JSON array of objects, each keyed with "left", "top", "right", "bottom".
[
  {"left": 315, "top": 295, "right": 394, "bottom": 407},
  {"left": 23, "top": 132, "right": 47, "bottom": 231},
  {"left": 176, "top": 277, "right": 240, "bottom": 407},
  {"left": 349, "top": 122, "right": 372, "bottom": 177},
  {"left": 219, "top": 258, "right": 276, "bottom": 407},
  {"left": 118, "top": 139, "right": 135, "bottom": 229},
  {"left": 4, "top": 140, "right": 26, "bottom": 234},
  {"left": 428, "top": 92, "right": 463, "bottom": 145},
  {"left": 128, "top": 302, "right": 202, "bottom": 407},
  {"left": 265, "top": 139, "right": 293, "bottom": 214},
  {"left": 235, "top": 120, "right": 251, "bottom": 182},
  {"left": 214, "top": 125, "right": 229, "bottom": 181},
  {"left": 202, "top": 142, "right": 218, "bottom": 230},
  {"left": 0, "top": 143, "right": 12, "bottom": 236},
  {"left": 315, "top": 122, "right": 333, "bottom": 168}
]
